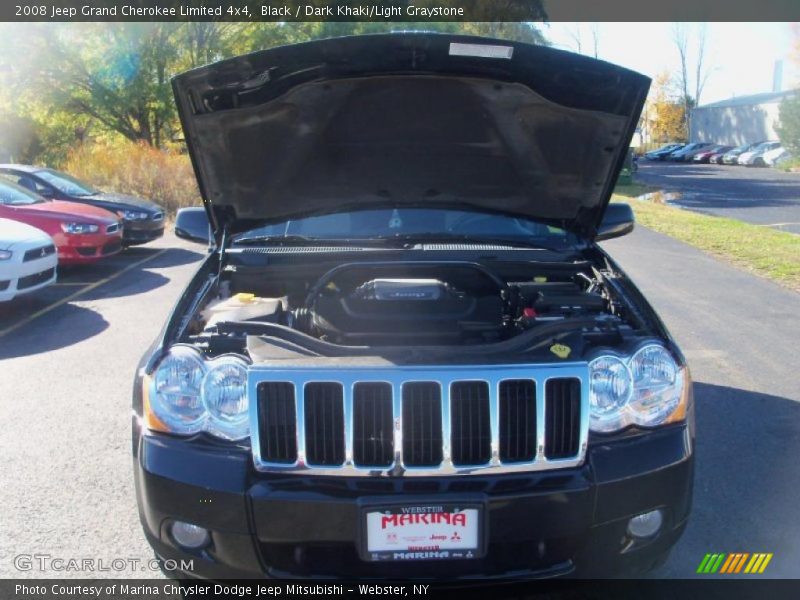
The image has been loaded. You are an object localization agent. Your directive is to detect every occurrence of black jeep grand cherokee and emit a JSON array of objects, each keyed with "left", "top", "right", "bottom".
[{"left": 133, "top": 34, "right": 693, "bottom": 580}]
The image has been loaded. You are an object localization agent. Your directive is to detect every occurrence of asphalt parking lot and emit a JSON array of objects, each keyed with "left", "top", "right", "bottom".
[
  {"left": 637, "top": 161, "right": 800, "bottom": 234},
  {"left": 0, "top": 227, "right": 799, "bottom": 579}
]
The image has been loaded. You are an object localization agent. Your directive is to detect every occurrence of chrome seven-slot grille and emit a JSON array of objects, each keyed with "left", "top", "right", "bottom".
[{"left": 248, "top": 365, "right": 589, "bottom": 476}]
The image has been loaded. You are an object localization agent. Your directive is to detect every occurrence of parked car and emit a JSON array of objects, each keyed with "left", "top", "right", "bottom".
[
  {"left": 667, "top": 142, "right": 712, "bottom": 161},
  {"left": 693, "top": 145, "right": 732, "bottom": 163},
  {"left": 752, "top": 145, "right": 788, "bottom": 167},
  {"left": 0, "top": 217, "right": 58, "bottom": 302},
  {"left": 0, "top": 177, "right": 122, "bottom": 264},
  {"left": 0, "top": 165, "right": 164, "bottom": 246},
  {"left": 644, "top": 143, "right": 683, "bottom": 160},
  {"left": 721, "top": 143, "right": 761, "bottom": 164},
  {"left": 134, "top": 34, "right": 693, "bottom": 580},
  {"left": 708, "top": 147, "right": 733, "bottom": 164},
  {"left": 739, "top": 141, "right": 781, "bottom": 166}
]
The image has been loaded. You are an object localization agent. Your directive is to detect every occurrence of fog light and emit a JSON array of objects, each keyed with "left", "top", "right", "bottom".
[
  {"left": 171, "top": 521, "right": 210, "bottom": 549},
  {"left": 627, "top": 509, "right": 663, "bottom": 539}
]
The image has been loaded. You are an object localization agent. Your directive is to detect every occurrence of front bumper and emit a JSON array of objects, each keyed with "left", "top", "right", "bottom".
[
  {"left": 122, "top": 219, "right": 164, "bottom": 245},
  {"left": 134, "top": 422, "right": 693, "bottom": 580},
  {"left": 56, "top": 234, "right": 123, "bottom": 264},
  {"left": 0, "top": 252, "right": 58, "bottom": 302}
]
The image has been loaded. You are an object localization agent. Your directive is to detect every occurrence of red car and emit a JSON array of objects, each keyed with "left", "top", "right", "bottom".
[
  {"left": 693, "top": 145, "right": 732, "bottom": 164},
  {"left": 0, "top": 177, "right": 122, "bottom": 264}
]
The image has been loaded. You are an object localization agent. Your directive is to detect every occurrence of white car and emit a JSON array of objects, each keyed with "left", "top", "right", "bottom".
[
  {"left": 738, "top": 141, "right": 781, "bottom": 166},
  {"left": 0, "top": 217, "right": 58, "bottom": 302},
  {"left": 754, "top": 145, "right": 789, "bottom": 167}
]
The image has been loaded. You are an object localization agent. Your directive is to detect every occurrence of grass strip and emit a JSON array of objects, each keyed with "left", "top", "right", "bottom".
[{"left": 612, "top": 184, "right": 800, "bottom": 292}]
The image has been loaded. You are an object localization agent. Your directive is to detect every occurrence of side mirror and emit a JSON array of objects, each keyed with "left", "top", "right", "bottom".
[
  {"left": 596, "top": 202, "right": 635, "bottom": 241},
  {"left": 38, "top": 188, "right": 55, "bottom": 198},
  {"left": 175, "top": 207, "right": 213, "bottom": 245}
]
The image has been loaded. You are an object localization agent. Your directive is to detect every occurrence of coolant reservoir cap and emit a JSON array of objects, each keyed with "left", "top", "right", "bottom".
[{"left": 233, "top": 293, "right": 256, "bottom": 303}]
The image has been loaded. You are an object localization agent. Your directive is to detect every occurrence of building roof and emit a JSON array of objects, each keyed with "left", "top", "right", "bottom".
[{"left": 697, "top": 90, "right": 795, "bottom": 110}]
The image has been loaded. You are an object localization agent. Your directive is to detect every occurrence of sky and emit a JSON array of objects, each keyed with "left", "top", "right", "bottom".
[{"left": 545, "top": 23, "right": 797, "bottom": 105}]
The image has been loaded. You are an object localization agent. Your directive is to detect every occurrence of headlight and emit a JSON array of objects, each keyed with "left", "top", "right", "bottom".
[
  {"left": 118, "top": 209, "right": 149, "bottom": 221},
  {"left": 0, "top": 250, "right": 11, "bottom": 260},
  {"left": 61, "top": 222, "right": 99, "bottom": 234},
  {"left": 588, "top": 355, "right": 632, "bottom": 432},
  {"left": 145, "top": 347, "right": 249, "bottom": 441},
  {"left": 149, "top": 346, "right": 207, "bottom": 434},
  {"left": 628, "top": 345, "right": 684, "bottom": 427},
  {"left": 201, "top": 357, "right": 249, "bottom": 440},
  {"left": 589, "top": 344, "right": 688, "bottom": 433}
]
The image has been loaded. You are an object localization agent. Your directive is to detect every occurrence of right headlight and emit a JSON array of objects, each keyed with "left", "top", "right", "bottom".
[
  {"left": 60, "top": 222, "right": 99, "bottom": 234},
  {"left": 144, "top": 346, "right": 250, "bottom": 441},
  {"left": 589, "top": 343, "right": 688, "bottom": 433}
]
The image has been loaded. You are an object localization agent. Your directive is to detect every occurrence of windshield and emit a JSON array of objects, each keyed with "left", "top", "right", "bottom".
[
  {"left": 234, "top": 209, "right": 578, "bottom": 247},
  {"left": 0, "top": 179, "right": 47, "bottom": 206},
  {"left": 35, "top": 169, "right": 99, "bottom": 197}
]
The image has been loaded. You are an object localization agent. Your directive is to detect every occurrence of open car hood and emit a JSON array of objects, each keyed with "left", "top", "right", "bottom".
[{"left": 172, "top": 33, "right": 649, "bottom": 241}]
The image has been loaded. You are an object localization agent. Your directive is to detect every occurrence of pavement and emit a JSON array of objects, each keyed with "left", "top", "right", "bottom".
[
  {"left": 0, "top": 229, "right": 798, "bottom": 579},
  {"left": 636, "top": 161, "right": 800, "bottom": 234}
]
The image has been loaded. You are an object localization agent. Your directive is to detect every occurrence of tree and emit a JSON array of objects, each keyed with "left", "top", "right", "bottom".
[
  {"left": 777, "top": 96, "right": 800, "bottom": 155},
  {"left": 0, "top": 21, "right": 549, "bottom": 161},
  {"left": 562, "top": 23, "right": 599, "bottom": 57},
  {"left": 642, "top": 71, "right": 688, "bottom": 143},
  {"left": 671, "top": 23, "right": 712, "bottom": 131},
  {"left": 775, "top": 24, "right": 800, "bottom": 156}
]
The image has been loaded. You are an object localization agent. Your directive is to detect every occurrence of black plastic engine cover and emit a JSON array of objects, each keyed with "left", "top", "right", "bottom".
[{"left": 307, "top": 264, "right": 507, "bottom": 345}]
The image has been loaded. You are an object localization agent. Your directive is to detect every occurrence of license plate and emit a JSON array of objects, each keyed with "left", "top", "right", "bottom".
[{"left": 362, "top": 503, "right": 483, "bottom": 562}]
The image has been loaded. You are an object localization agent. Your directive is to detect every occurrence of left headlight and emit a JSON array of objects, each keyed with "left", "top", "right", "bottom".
[
  {"left": 0, "top": 250, "right": 12, "bottom": 260},
  {"left": 589, "top": 343, "right": 688, "bottom": 433},
  {"left": 201, "top": 357, "right": 249, "bottom": 440},
  {"left": 145, "top": 347, "right": 249, "bottom": 441}
]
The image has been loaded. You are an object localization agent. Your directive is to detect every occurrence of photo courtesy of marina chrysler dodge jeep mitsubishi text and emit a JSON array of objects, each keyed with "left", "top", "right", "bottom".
[{"left": 133, "top": 33, "right": 694, "bottom": 580}]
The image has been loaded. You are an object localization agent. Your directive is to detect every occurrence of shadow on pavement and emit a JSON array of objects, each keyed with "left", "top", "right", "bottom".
[
  {"left": 0, "top": 302, "right": 108, "bottom": 359},
  {"left": 76, "top": 267, "right": 171, "bottom": 300},
  {"left": 143, "top": 246, "right": 205, "bottom": 268},
  {"left": 655, "top": 381, "right": 800, "bottom": 578}
]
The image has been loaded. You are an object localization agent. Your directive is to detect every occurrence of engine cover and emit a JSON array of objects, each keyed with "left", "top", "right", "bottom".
[
  {"left": 306, "top": 266, "right": 507, "bottom": 345},
  {"left": 352, "top": 278, "right": 454, "bottom": 302}
]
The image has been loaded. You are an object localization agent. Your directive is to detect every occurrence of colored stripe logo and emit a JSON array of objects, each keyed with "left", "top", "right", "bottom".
[{"left": 697, "top": 553, "right": 773, "bottom": 574}]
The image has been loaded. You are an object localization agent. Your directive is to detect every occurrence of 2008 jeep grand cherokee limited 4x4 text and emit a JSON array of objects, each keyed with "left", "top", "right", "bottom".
[{"left": 133, "top": 33, "right": 694, "bottom": 580}]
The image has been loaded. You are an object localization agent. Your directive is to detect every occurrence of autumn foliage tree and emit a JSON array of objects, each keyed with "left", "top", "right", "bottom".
[{"left": 641, "top": 71, "right": 688, "bottom": 144}]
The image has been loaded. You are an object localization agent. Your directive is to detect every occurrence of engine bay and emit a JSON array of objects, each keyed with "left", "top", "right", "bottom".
[{"left": 183, "top": 252, "right": 645, "bottom": 361}]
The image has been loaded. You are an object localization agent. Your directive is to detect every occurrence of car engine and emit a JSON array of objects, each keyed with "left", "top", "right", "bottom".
[{"left": 188, "top": 257, "right": 628, "bottom": 357}]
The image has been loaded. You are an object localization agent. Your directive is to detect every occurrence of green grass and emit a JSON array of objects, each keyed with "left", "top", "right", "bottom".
[{"left": 612, "top": 186, "right": 800, "bottom": 292}]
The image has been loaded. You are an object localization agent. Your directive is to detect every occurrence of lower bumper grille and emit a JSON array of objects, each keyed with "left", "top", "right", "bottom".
[
  {"left": 250, "top": 365, "right": 588, "bottom": 476},
  {"left": 102, "top": 240, "right": 122, "bottom": 255},
  {"left": 17, "top": 267, "right": 55, "bottom": 290}
]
